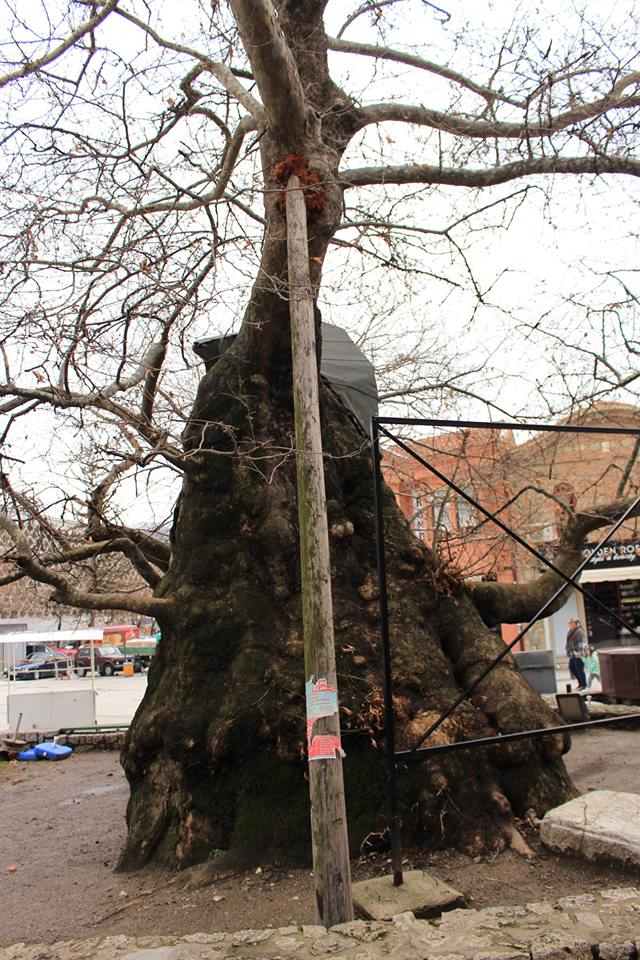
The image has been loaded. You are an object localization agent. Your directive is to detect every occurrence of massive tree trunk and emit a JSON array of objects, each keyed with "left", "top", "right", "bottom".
[
  {"left": 119, "top": 327, "right": 575, "bottom": 869},
  {"left": 118, "top": 0, "right": 577, "bottom": 871}
]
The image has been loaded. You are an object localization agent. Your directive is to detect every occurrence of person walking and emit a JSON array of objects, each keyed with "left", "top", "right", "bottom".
[
  {"left": 566, "top": 618, "right": 588, "bottom": 691},
  {"left": 583, "top": 646, "right": 601, "bottom": 688}
]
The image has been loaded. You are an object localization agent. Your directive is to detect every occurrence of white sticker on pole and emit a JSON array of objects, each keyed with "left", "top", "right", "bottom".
[{"left": 305, "top": 676, "right": 345, "bottom": 761}]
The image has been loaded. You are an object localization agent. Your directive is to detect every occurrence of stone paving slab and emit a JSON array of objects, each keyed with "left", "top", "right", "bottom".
[
  {"left": 4, "top": 887, "right": 640, "bottom": 960},
  {"left": 352, "top": 869, "right": 465, "bottom": 919},
  {"left": 540, "top": 791, "right": 640, "bottom": 865}
]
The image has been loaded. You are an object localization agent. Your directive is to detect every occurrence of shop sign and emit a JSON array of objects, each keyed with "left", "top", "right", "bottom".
[{"left": 582, "top": 541, "right": 640, "bottom": 568}]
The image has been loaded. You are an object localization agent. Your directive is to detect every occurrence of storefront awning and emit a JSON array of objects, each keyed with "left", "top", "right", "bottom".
[{"left": 579, "top": 565, "right": 640, "bottom": 584}]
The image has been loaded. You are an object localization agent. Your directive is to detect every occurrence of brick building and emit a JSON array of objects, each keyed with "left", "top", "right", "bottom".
[
  {"left": 383, "top": 426, "right": 522, "bottom": 646},
  {"left": 508, "top": 402, "right": 640, "bottom": 654},
  {"left": 382, "top": 402, "right": 640, "bottom": 654}
]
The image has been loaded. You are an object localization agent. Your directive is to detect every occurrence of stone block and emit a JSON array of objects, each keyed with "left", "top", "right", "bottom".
[
  {"left": 540, "top": 791, "right": 640, "bottom": 866},
  {"left": 597, "top": 936, "right": 638, "bottom": 960},
  {"left": 230, "top": 929, "right": 272, "bottom": 946},
  {"left": 302, "top": 926, "right": 328, "bottom": 938},
  {"left": 556, "top": 895, "right": 597, "bottom": 910},
  {"left": 530, "top": 932, "right": 592, "bottom": 960},
  {"left": 310, "top": 935, "right": 344, "bottom": 954},
  {"left": 472, "top": 952, "right": 529, "bottom": 960},
  {"left": 482, "top": 907, "right": 527, "bottom": 919},
  {"left": 329, "top": 921, "right": 385, "bottom": 942},
  {"left": 329, "top": 921, "right": 368, "bottom": 939},
  {"left": 352, "top": 870, "right": 465, "bottom": 921},
  {"left": 575, "top": 912, "right": 603, "bottom": 928},
  {"left": 182, "top": 934, "right": 226, "bottom": 945},
  {"left": 525, "top": 903, "right": 554, "bottom": 916},
  {"left": 273, "top": 936, "right": 306, "bottom": 953},
  {"left": 601, "top": 888, "right": 640, "bottom": 901},
  {"left": 122, "top": 950, "right": 195, "bottom": 960}
]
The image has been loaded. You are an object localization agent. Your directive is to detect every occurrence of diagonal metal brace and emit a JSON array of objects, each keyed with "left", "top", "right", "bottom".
[
  {"left": 379, "top": 424, "right": 640, "bottom": 643},
  {"left": 393, "top": 485, "right": 640, "bottom": 756}
]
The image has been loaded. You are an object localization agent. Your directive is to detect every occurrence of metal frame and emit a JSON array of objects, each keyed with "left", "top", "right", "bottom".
[{"left": 371, "top": 415, "right": 640, "bottom": 887}]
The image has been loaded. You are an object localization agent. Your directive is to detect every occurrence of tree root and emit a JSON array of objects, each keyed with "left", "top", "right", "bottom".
[{"left": 506, "top": 824, "right": 535, "bottom": 859}]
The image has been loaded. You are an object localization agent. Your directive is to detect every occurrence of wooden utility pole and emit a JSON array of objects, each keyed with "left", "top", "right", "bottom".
[{"left": 285, "top": 174, "right": 353, "bottom": 928}]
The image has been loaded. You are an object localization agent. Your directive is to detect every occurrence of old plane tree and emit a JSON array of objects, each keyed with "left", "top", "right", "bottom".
[{"left": 1, "top": 0, "right": 640, "bottom": 869}]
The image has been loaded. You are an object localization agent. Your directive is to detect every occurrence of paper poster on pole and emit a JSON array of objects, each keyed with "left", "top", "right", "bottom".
[{"left": 305, "top": 676, "right": 345, "bottom": 761}]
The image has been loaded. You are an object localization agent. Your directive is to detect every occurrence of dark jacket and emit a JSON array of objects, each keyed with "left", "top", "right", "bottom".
[{"left": 566, "top": 624, "right": 586, "bottom": 657}]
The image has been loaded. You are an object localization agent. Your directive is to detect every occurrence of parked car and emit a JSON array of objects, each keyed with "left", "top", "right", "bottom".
[
  {"left": 13, "top": 651, "right": 73, "bottom": 680},
  {"left": 75, "top": 645, "right": 128, "bottom": 677},
  {"left": 26, "top": 643, "right": 75, "bottom": 658}
]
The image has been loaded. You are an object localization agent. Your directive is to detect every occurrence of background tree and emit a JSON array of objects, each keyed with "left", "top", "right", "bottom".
[{"left": 0, "top": 0, "right": 639, "bottom": 868}]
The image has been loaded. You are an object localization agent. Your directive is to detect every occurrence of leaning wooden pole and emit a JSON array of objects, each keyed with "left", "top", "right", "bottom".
[{"left": 285, "top": 174, "right": 353, "bottom": 928}]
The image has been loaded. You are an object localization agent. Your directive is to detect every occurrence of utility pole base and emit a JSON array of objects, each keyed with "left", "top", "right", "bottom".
[{"left": 352, "top": 870, "right": 464, "bottom": 921}]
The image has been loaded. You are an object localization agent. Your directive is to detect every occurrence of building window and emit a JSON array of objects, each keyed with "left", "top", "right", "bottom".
[
  {"left": 537, "top": 522, "right": 557, "bottom": 542},
  {"left": 432, "top": 489, "right": 454, "bottom": 537},
  {"left": 456, "top": 489, "right": 476, "bottom": 530}
]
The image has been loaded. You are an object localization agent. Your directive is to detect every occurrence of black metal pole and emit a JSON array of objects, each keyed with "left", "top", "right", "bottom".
[
  {"left": 376, "top": 416, "right": 640, "bottom": 437},
  {"left": 371, "top": 420, "right": 403, "bottom": 887},
  {"left": 397, "top": 711, "right": 640, "bottom": 761}
]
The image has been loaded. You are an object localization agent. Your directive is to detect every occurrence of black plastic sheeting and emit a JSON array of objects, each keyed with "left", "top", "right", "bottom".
[{"left": 193, "top": 322, "right": 378, "bottom": 435}]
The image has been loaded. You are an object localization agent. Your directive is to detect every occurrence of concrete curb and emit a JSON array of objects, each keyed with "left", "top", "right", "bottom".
[{"left": 3, "top": 887, "right": 640, "bottom": 960}]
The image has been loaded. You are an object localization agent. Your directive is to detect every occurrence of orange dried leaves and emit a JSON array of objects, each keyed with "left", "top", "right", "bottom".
[{"left": 274, "top": 154, "right": 326, "bottom": 212}]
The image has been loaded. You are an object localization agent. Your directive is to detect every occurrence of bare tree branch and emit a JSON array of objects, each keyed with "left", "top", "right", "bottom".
[
  {"left": 341, "top": 155, "right": 640, "bottom": 189},
  {"left": 113, "top": 6, "right": 265, "bottom": 120},
  {"left": 0, "top": 0, "right": 119, "bottom": 89},
  {"left": 327, "top": 36, "right": 523, "bottom": 108},
  {"left": 351, "top": 87, "right": 640, "bottom": 140},
  {"left": 228, "top": 0, "right": 312, "bottom": 148},
  {"left": 0, "top": 514, "right": 170, "bottom": 617},
  {"left": 0, "top": 371, "right": 184, "bottom": 468},
  {"left": 470, "top": 496, "right": 640, "bottom": 626}
]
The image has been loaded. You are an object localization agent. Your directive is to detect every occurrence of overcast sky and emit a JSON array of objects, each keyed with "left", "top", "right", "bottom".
[{"left": 1, "top": 0, "right": 639, "bottom": 525}]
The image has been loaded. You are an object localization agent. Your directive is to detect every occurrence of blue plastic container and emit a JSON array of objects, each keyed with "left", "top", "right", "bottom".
[{"left": 33, "top": 742, "right": 73, "bottom": 761}]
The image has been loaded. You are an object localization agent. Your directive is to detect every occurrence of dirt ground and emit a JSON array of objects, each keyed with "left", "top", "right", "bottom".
[{"left": 2, "top": 728, "right": 640, "bottom": 947}]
